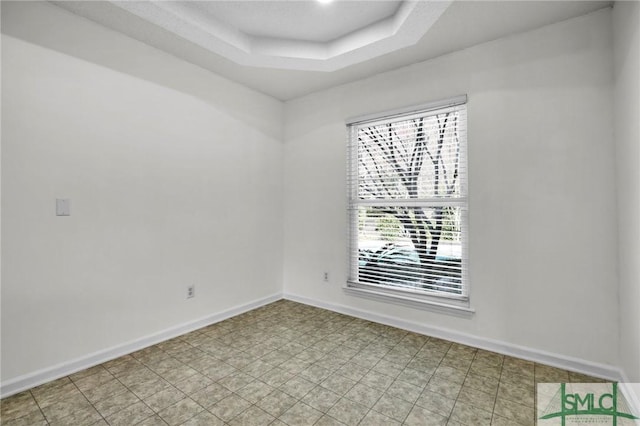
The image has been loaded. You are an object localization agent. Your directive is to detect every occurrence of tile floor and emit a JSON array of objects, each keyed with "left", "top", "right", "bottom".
[{"left": 1, "top": 300, "right": 607, "bottom": 426}]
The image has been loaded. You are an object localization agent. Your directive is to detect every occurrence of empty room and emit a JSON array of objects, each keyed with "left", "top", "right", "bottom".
[{"left": 1, "top": 0, "right": 639, "bottom": 425}]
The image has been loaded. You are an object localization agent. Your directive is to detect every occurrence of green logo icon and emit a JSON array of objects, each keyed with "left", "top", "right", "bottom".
[{"left": 538, "top": 382, "right": 639, "bottom": 425}]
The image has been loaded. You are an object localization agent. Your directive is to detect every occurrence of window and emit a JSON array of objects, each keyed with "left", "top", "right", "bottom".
[{"left": 347, "top": 96, "right": 469, "bottom": 309}]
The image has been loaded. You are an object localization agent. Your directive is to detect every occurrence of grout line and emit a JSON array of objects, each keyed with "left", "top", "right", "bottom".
[
  {"left": 69, "top": 376, "right": 110, "bottom": 426},
  {"left": 5, "top": 300, "right": 605, "bottom": 426},
  {"left": 28, "top": 389, "right": 51, "bottom": 426},
  {"left": 489, "top": 353, "right": 504, "bottom": 424}
]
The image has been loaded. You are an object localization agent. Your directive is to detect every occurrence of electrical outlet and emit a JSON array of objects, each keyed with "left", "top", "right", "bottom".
[
  {"left": 323, "top": 272, "right": 329, "bottom": 282},
  {"left": 187, "top": 285, "right": 195, "bottom": 299}
]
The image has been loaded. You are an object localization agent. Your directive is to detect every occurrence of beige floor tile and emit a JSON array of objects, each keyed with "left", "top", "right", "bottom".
[
  {"left": 404, "top": 405, "right": 448, "bottom": 426},
  {"left": 234, "top": 379, "right": 274, "bottom": 404},
  {"left": 158, "top": 365, "right": 199, "bottom": 385},
  {"left": 0, "top": 301, "right": 594, "bottom": 426},
  {"left": 497, "top": 380, "right": 534, "bottom": 407},
  {"left": 129, "top": 377, "right": 173, "bottom": 400},
  {"left": 475, "top": 351, "right": 504, "bottom": 365},
  {"left": 227, "top": 405, "right": 275, "bottom": 426},
  {"left": 350, "top": 353, "right": 381, "bottom": 369},
  {"left": 434, "top": 365, "right": 468, "bottom": 385},
  {"left": 41, "top": 393, "right": 93, "bottom": 424},
  {"left": 69, "top": 365, "right": 110, "bottom": 382},
  {"left": 117, "top": 367, "right": 158, "bottom": 388},
  {"left": 502, "top": 362, "right": 534, "bottom": 379},
  {"left": 279, "top": 375, "right": 316, "bottom": 399},
  {"left": 359, "top": 370, "right": 395, "bottom": 391},
  {"left": 47, "top": 403, "right": 103, "bottom": 426},
  {"left": 218, "top": 371, "right": 255, "bottom": 392},
  {"left": 260, "top": 367, "right": 295, "bottom": 387},
  {"left": 382, "top": 350, "right": 413, "bottom": 367},
  {"left": 568, "top": 371, "right": 607, "bottom": 383},
  {"left": 202, "top": 362, "right": 237, "bottom": 382},
  {"left": 173, "top": 372, "right": 213, "bottom": 395},
  {"left": 186, "top": 355, "right": 218, "bottom": 374},
  {"left": 371, "top": 392, "right": 413, "bottom": 422},
  {"left": 406, "top": 357, "right": 439, "bottom": 374},
  {"left": 319, "top": 373, "right": 357, "bottom": 396},
  {"left": 81, "top": 378, "right": 128, "bottom": 404},
  {"left": 416, "top": 347, "right": 447, "bottom": 361},
  {"left": 256, "top": 389, "right": 298, "bottom": 417},
  {"left": 450, "top": 400, "right": 493, "bottom": 426},
  {"left": 72, "top": 369, "right": 115, "bottom": 393},
  {"left": 469, "top": 363, "right": 502, "bottom": 380},
  {"left": 315, "top": 414, "right": 347, "bottom": 426},
  {"left": 336, "top": 362, "right": 368, "bottom": 382},
  {"left": 301, "top": 386, "right": 340, "bottom": 413},
  {"left": 282, "top": 357, "right": 314, "bottom": 375},
  {"left": 463, "top": 371, "right": 500, "bottom": 394},
  {"left": 0, "top": 391, "right": 41, "bottom": 421},
  {"left": 31, "top": 378, "right": 81, "bottom": 409},
  {"left": 180, "top": 411, "right": 224, "bottom": 426},
  {"left": 1, "top": 410, "right": 49, "bottom": 426},
  {"left": 105, "top": 401, "right": 155, "bottom": 426},
  {"left": 225, "top": 352, "right": 258, "bottom": 370},
  {"left": 189, "top": 383, "right": 231, "bottom": 409},
  {"left": 242, "top": 359, "right": 276, "bottom": 378},
  {"left": 534, "top": 364, "right": 570, "bottom": 383},
  {"left": 133, "top": 414, "right": 168, "bottom": 426},
  {"left": 344, "top": 382, "right": 384, "bottom": 408},
  {"left": 172, "top": 348, "right": 207, "bottom": 365},
  {"left": 278, "top": 401, "right": 323, "bottom": 426},
  {"left": 208, "top": 393, "right": 252, "bottom": 422},
  {"left": 425, "top": 375, "right": 463, "bottom": 400},
  {"left": 92, "top": 390, "right": 140, "bottom": 418},
  {"left": 397, "top": 366, "right": 432, "bottom": 388},
  {"left": 326, "top": 398, "right": 369, "bottom": 425},
  {"left": 311, "top": 339, "right": 340, "bottom": 354},
  {"left": 143, "top": 387, "right": 186, "bottom": 412},
  {"left": 157, "top": 397, "right": 203, "bottom": 426},
  {"left": 446, "top": 343, "right": 477, "bottom": 358},
  {"left": 261, "top": 349, "right": 292, "bottom": 367},
  {"left": 299, "top": 365, "right": 332, "bottom": 384},
  {"left": 385, "top": 378, "right": 423, "bottom": 404},
  {"left": 490, "top": 413, "right": 517, "bottom": 426},
  {"left": 499, "top": 371, "right": 534, "bottom": 390},
  {"left": 440, "top": 355, "right": 474, "bottom": 372},
  {"left": 102, "top": 356, "right": 143, "bottom": 378},
  {"left": 415, "top": 389, "right": 457, "bottom": 417},
  {"left": 360, "top": 409, "right": 401, "bottom": 426},
  {"left": 372, "top": 359, "right": 403, "bottom": 378},
  {"left": 493, "top": 397, "right": 535, "bottom": 426}
]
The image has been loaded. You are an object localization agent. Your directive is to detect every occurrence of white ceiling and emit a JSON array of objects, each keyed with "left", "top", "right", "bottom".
[
  {"left": 52, "top": 0, "right": 612, "bottom": 101},
  {"left": 56, "top": 0, "right": 452, "bottom": 72},
  {"left": 190, "top": 1, "right": 403, "bottom": 43}
]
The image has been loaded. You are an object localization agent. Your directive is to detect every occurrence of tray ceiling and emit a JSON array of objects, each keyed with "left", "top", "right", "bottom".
[{"left": 45, "top": 1, "right": 613, "bottom": 100}]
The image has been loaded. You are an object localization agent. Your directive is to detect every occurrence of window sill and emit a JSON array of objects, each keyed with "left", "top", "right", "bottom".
[{"left": 344, "top": 283, "right": 475, "bottom": 317}]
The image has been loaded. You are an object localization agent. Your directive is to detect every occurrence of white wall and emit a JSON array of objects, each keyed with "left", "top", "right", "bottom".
[
  {"left": 2, "top": 0, "right": 633, "bottom": 391},
  {"left": 1, "top": 2, "right": 283, "bottom": 383},
  {"left": 613, "top": 0, "right": 640, "bottom": 383},
  {"left": 283, "top": 9, "right": 619, "bottom": 370}
]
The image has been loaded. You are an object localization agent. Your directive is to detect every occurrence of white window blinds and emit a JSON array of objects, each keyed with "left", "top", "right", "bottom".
[{"left": 347, "top": 97, "right": 468, "bottom": 305}]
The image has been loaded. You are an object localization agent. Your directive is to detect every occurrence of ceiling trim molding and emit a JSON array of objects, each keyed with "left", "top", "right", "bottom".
[{"left": 108, "top": 0, "right": 452, "bottom": 72}]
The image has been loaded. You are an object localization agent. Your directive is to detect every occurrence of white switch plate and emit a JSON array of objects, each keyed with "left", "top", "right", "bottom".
[{"left": 56, "top": 199, "right": 70, "bottom": 216}]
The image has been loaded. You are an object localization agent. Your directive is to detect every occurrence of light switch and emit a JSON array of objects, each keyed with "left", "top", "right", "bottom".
[{"left": 56, "top": 199, "right": 70, "bottom": 216}]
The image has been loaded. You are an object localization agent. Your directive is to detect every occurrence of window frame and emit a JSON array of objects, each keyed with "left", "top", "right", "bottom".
[{"left": 345, "top": 95, "right": 471, "bottom": 312}]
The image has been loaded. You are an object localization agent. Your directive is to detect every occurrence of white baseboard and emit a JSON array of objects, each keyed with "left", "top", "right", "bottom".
[
  {"left": 0, "top": 293, "right": 283, "bottom": 399},
  {"left": 2, "top": 291, "right": 630, "bottom": 403},
  {"left": 619, "top": 372, "right": 640, "bottom": 422},
  {"left": 283, "top": 292, "right": 625, "bottom": 382}
]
